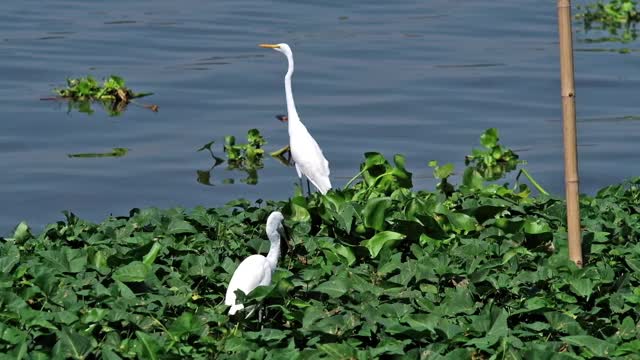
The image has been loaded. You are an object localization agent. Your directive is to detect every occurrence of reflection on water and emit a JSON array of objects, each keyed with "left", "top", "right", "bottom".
[{"left": 44, "top": 98, "right": 131, "bottom": 116}]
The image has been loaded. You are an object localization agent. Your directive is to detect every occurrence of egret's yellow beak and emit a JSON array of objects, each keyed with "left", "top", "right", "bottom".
[{"left": 259, "top": 44, "right": 280, "bottom": 49}]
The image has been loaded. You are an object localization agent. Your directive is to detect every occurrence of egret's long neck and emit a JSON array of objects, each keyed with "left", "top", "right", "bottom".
[
  {"left": 284, "top": 53, "right": 299, "bottom": 120},
  {"left": 265, "top": 232, "right": 281, "bottom": 270}
]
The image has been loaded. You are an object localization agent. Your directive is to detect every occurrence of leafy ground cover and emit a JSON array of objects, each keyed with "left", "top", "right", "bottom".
[
  {"left": 43, "top": 75, "right": 157, "bottom": 116},
  {"left": 1, "top": 129, "right": 640, "bottom": 359}
]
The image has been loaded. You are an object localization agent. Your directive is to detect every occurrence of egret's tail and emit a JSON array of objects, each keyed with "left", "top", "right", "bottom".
[{"left": 313, "top": 176, "right": 332, "bottom": 195}]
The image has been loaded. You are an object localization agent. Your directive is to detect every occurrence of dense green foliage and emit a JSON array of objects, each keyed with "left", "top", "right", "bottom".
[
  {"left": 2, "top": 129, "right": 640, "bottom": 358},
  {"left": 51, "top": 75, "right": 156, "bottom": 116}
]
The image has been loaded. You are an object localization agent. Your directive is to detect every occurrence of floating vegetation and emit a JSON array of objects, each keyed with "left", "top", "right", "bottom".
[
  {"left": 464, "top": 128, "right": 521, "bottom": 182},
  {"left": 67, "top": 147, "right": 129, "bottom": 158},
  {"left": 224, "top": 128, "right": 266, "bottom": 169},
  {"left": 44, "top": 75, "right": 158, "bottom": 116},
  {"left": 3, "top": 128, "right": 640, "bottom": 357},
  {"left": 197, "top": 129, "right": 268, "bottom": 185},
  {"left": 576, "top": 0, "right": 640, "bottom": 46}
]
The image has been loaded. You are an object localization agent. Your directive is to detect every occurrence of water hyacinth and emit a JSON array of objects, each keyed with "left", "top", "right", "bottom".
[{"left": 1, "top": 129, "right": 640, "bottom": 358}]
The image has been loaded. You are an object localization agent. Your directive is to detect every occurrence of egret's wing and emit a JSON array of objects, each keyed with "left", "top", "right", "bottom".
[
  {"left": 225, "top": 255, "right": 270, "bottom": 314},
  {"left": 289, "top": 123, "right": 331, "bottom": 193},
  {"left": 260, "top": 265, "right": 273, "bottom": 286}
]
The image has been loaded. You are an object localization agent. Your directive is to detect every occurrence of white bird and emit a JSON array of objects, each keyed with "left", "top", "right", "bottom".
[
  {"left": 225, "top": 211, "right": 287, "bottom": 315},
  {"left": 260, "top": 43, "right": 332, "bottom": 195}
]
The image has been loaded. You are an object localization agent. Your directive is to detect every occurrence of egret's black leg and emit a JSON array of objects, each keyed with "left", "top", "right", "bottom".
[
  {"left": 307, "top": 179, "right": 311, "bottom": 196},
  {"left": 299, "top": 177, "right": 304, "bottom": 194}
]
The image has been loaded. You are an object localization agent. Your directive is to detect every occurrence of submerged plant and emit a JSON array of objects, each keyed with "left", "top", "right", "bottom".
[
  {"left": 47, "top": 75, "right": 157, "bottom": 116},
  {"left": 67, "top": 147, "right": 129, "bottom": 158}
]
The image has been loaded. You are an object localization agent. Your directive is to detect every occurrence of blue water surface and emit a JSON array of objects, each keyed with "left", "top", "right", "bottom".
[{"left": 1, "top": 0, "right": 638, "bottom": 233}]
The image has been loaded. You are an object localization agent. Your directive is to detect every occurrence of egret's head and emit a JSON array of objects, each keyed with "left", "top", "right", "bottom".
[
  {"left": 259, "top": 43, "right": 292, "bottom": 57},
  {"left": 265, "top": 211, "right": 289, "bottom": 252},
  {"left": 266, "top": 211, "right": 285, "bottom": 237}
]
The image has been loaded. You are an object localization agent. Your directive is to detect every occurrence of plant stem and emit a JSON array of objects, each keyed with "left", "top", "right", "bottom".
[
  {"left": 517, "top": 169, "right": 550, "bottom": 196},
  {"left": 269, "top": 145, "right": 290, "bottom": 157},
  {"left": 344, "top": 168, "right": 368, "bottom": 188}
]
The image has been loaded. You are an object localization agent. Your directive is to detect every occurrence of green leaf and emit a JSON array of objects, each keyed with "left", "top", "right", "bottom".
[
  {"left": 142, "top": 243, "right": 162, "bottom": 266},
  {"left": 362, "top": 231, "right": 406, "bottom": 257},
  {"left": 9, "top": 221, "right": 32, "bottom": 243},
  {"left": 290, "top": 202, "right": 311, "bottom": 222},
  {"left": 562, "top": 335, "right": 616, "bottom": 357},
  {"left": 40, "top": 248, "right": 87, "bottom": 273},
  {"left": 335, "top": 204, "right": 356, "bottom": 233},
  {"left": 112, "top": 261, "right": 151, "bottom": 282},
  {"left": 523, "top": 219, "right": 551, "bottom": 234},
  {"left": 312, "top": 278, "right": 351, "bottom": 298},
  {"left": 434, "top": 163, "right": 454, "bottom": 179},
  {"left": 81, "top": 308, "right": 109, "bottom": 323},
  {"left": 466, "top": 309, "right": 509, "bottom": 349},
  {"left": 101, "top": 347, "right": 123, "bottom": 360},
  {"left": 334, "top": 244, "right": 356, "bottom": 266},
  {"left": 169, "top": 312, "right": 203, "bottom": 338},
  {"left": 446, "top": 212, "right": 478, "bottom": 232},
  {"left": 404, "top": 313, "right": 439, "bottom": 332},
  {"left": 54, "top": 327, "right": 95, "bottom": 359},
  {"left": 570, "top": 278, "right": 594, "bottom": 298},
  {"left": 317, "top": 343, "right": 356, "bottom": 359},
  {"left": 617, "top": 316, "right": 636, "bottom": 340},
  {"left": 0, "top": 323, "right": 27, "bottom": 344},
  {"left": 0, "top": 342, "right": 28, "bottom": 360},
  {"left": 167, "top": 218, "right": 197, "bottom": 234},
  {"left": 363, "top": 197, "right": 392, "bottom": 230},
  {"left": 135, "top": 331, "right": 161, "bottom": 360},
  {"left": 462, "top": 167, "right": 484, "bottom": 188},
  {"left": 0, "top": 244, "right": 20, "bottom": 273},
  {"left": 480, "top": 128, "right": 499, "bottom": 148},
  {"left": 614, "top": 340, "right": 640, "bottom": 356}
]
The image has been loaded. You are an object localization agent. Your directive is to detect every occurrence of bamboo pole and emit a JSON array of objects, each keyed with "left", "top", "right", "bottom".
[{"left": 557, "top": 0, "right": 583, "bottom": 267}]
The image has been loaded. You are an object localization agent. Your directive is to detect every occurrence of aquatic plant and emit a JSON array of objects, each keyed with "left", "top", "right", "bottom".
[
  {"left": 67, "top": 147, "right": 129, "bottom": 159},
  {"left": 464, "top": 128, "right": 520, "bottom": 182},
  {"left": 197, "top": 129, "right": 267, "bottom": 185},
  {"left": 47, "top": 75, "right": 157, "bottom": 116},
  {"left": 1, "top": 129, "right": 640, "bottom": 358},
  {"left": 577, "top": 0, "right": 640, "bottom": 45}
]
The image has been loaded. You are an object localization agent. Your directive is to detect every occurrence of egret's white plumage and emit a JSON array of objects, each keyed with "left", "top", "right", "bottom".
[
  {"left": 260, "top": 43, "right": 332, "bottom": 194},
  {"left": 225, "top": 211, "right": 285, "bottom": 315}
]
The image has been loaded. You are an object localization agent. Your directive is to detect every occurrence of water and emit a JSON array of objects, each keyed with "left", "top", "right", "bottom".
[{"left": 1, "top": 0, "right": 639, "bottom": 234}]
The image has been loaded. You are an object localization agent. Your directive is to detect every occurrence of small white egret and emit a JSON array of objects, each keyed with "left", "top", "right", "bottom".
[
  {"left": 225, "top": 211, "right": 287, "bottom": 315},
  {"left": 259, "top": 43, "right": 332, "bottom": 195}
]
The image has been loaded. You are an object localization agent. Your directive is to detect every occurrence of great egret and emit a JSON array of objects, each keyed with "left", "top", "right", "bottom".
[
  {"left": 225, "top": 211, "right": 287, "bottom": 315},
  {"left": 259, "top": 43, "right": 332, "bottom": 195}
]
